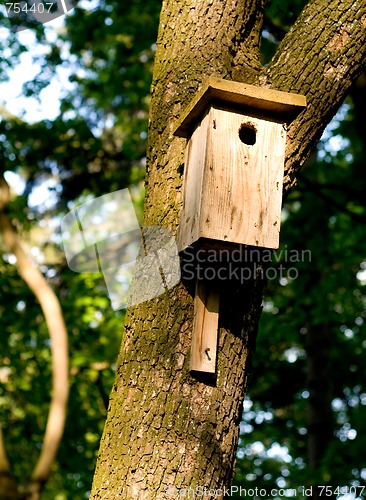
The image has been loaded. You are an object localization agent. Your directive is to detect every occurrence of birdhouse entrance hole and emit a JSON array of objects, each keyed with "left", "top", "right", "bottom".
[{"left": 239, "top": 123, "right": 256, "bottom": 146}]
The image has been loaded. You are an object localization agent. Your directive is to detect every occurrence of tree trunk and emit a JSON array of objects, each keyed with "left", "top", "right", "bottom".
[{"left": 91, "top": 0, "right": 366, "bottom": 497}]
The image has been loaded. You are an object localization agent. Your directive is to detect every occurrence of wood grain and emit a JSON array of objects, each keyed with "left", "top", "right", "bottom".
[
  {"left": 190, "top": 279, "right": 219, "bottom": 373},
  {"left": 178, "top": 105, "right": 286, "bottom": 251},
  {"left": 174, "top": 76, "right": 306, "bottom": 138},
  {"left": 178, "top": 110, "right": 210, "bottom": 250}
]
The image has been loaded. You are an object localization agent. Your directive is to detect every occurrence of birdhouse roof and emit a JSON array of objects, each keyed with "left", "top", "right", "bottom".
[{"left": 174, "top": 77, "right": 307, "bottom": 138}]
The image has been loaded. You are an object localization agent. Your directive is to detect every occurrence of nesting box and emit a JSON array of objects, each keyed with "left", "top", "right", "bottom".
[
  {"left": 174, "top": 77, "right": 306, "bottom": 374},
  {"left": 175, "top": 77, "right": 306, "bottom": 253}
]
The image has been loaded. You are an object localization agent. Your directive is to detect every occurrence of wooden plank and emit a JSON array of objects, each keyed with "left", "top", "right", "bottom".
[
  {"left": 190, "top": 279, "right": 219, "bottom": 373},
  {"left": 174, "top": 76, "right": 306, "bottom": 138},
  {"left": 178, "top": 110, "right": 210, "bottom": 252},
  {"left": 178, "top": 106, "right": 285, "bottom": 250},
  {"left": 199, "top": 106, "right": 285, "bottom": 249}
]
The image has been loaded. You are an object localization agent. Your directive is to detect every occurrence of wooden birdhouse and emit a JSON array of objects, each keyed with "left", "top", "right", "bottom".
[{"left": 174, "top": 77, "right": 306, "bottom": 374}]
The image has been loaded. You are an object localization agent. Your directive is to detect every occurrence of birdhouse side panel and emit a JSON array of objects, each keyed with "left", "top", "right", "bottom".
[
  {"left": 178, "top": 110, "right": 211, "bottom": 252},
  {"left": 199, "top": 107, "right": 286, "bottom": 249}
]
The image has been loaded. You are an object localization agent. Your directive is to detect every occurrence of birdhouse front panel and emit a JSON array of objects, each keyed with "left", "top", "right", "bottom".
[{"left": 178, "top": 104, "right": 286, "bottom": 252}]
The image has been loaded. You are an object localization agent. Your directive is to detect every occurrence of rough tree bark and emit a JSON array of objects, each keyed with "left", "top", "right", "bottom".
[{"left": 91, "top": 0, "right": 366, "bottom": 497}]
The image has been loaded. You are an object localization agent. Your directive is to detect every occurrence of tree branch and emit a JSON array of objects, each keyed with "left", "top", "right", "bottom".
[
  {"left": 0, "top": 176, "right": 69, "bottom": 500},
  {"left": 0, "top": 425, "right": 19, "bottom": 499},
  {"left": 265, "top": 0, "right": 366, "bottom": 192},
  {"left": 0, "top": 425, "right": 11, "bottom": 476}
]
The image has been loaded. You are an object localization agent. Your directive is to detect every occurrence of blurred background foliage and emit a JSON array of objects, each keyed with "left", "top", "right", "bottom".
[{"left": 0, "top": 0, "right": 365, "bottom": 498}]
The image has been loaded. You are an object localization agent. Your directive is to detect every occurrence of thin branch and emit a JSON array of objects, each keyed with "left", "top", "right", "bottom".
[
  {"left": 298, "top": 176, "right": 366, "bottom": 204},
  {"left": 0, "top": 175, "right": 69, "bottom": 500},
  {"left": 298, "top": 175, "right": 366, "bottom": 223},
  {"left": 0, "top": 425, "right": 11, "bottom": 475},
  {"left": 70, "top": 362, "right": 110, "bottom": 411},
  {"left": 95, "top": 372, "right": 110, "bottom": 411}
]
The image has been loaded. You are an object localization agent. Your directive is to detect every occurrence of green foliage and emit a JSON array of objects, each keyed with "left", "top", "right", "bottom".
[
  {"left": 266, "top": 0, "right": 308, "bottom": 29},
  {"left": 1, "top": 0, "right": 366, "bottom": 497}
]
